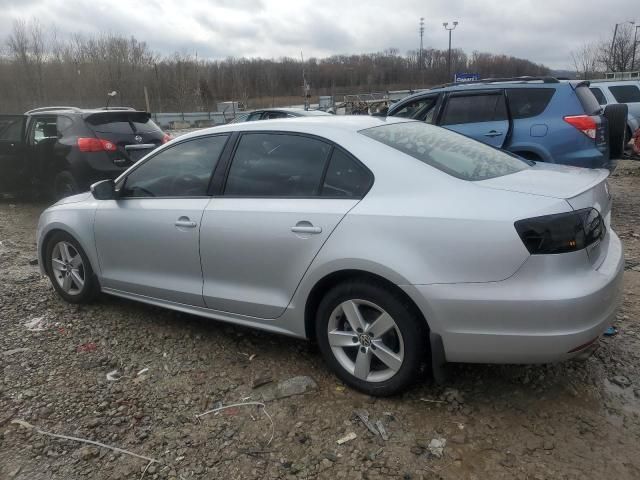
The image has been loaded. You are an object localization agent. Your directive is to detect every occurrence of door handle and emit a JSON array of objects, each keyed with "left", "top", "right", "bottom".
[
  {"left": 291, "top": 222, "right": 322, "bottom": 234},
  {"left": 484, "top": 130, "right": 503, "bottom": 137},
  {"left": 175, "top": 217, "right": 197, "bottom": 228}
]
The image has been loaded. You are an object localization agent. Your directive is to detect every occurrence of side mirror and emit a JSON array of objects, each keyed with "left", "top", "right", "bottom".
[{"left": 90, "top": 179, "right": 116, "bottom": 200}]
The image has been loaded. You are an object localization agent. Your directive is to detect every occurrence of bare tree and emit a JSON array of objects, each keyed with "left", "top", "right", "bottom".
[
  {"left": 599, "top": 23, "right": 637, "bottom": 72},
  {"left": 571, "top": 42, "right": 599, "bottom": 79}
]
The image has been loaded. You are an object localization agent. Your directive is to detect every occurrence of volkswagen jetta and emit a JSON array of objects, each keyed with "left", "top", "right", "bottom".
[{"left": 36, "top": 116, "right": 624, "bottom": 395}]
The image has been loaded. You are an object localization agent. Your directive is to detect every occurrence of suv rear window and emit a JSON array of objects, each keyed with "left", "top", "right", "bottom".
[
  {"left": 86, "top": 112, "right": 161, "bottom": 134},
  {"left": 609, "top": 85, "right": 640, "bottom": 103},
  {"left": 575, "top": 85, "right": 601, "bottom": 115},
  {"left": 507, "top": 88, "right": 555, "bottom": 119},
  {"left": 360, "top": 122, "right": 528, "bottom": 181}
]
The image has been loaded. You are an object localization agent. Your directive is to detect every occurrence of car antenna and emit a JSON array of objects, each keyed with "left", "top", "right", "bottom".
[{"left": 105, "top": 91, "right": 118, "bottom": 109}]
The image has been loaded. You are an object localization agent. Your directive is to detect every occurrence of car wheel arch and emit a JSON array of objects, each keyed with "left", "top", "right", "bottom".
[
  {"left": 40, "top": 228, "right": 97, "bottom": 278},
  {"left": 303, "top": 269, "right": 431, "bottom": 343}
]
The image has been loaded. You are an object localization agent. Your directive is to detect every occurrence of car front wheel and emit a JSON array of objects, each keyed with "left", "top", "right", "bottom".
[
  {"left": 45, "top": 232, "right": 98, "bottom": 303},
  {"left": 316, "top": 280, "right": 428, "bottom": 396}
]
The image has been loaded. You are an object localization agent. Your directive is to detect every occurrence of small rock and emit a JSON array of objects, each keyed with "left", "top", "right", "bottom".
[
  {"left": 29, "top": 258, "right": 39, "bottom": 265},
  {"left": 610, "top": 376, "right": 632, "bottom": 388},
  {"left": 500, "top": 453, "right": 517, "bottom": 468},
  {"left": 450, "top": 433, "right": 467, "bottom": 444},
  {"left": 543, "top": 439, "right": 555, "bottom": 450},
  {"left": 256, "top": 376, "right": 318, "bottom": 401},
  {"left": 525, "top": 437, "right": 543, "bottom": 451},
  {"left": 73, "top": 446, "right": 99, "bottom": 461},
  {"left": 321, "top": 458, "right": 333, "bottom": 469},
  {"left": 428, "top": 438, "right": 446, "bottom": 458},
  {"left": 251, "top": 374, "right": 273, "bottom": 389},
  {"left": 410, "top": 446, "right": 424, "bottom": 456}
]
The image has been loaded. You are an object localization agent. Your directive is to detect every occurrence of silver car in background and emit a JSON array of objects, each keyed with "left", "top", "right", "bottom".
[{"left": 36, "top": 116, "right": 624, "bottom": 395}]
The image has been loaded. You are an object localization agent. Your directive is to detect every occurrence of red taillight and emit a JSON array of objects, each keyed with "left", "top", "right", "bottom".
[
  {"left": 77, "top": 137, "right": 117, "bottom": 152},
  {"left": 162, "top": 133, "right": 172, "bottom": 144},
  {"left": 564, "top": 115, "right": 597, "bottom": 139}
]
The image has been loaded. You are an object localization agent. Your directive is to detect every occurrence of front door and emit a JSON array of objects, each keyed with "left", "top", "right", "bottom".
[
  {"left": 94, "top": 134, "right": 229, "bottom": 306},
  {"left": 439, "top": 91, "right": 509, "bottom": 148},
  {"left": 200, "top": 133, "right": 372, "bottom": 319},
  {"left": 0, "top": 115, "right": 27, "bottom": 192}
]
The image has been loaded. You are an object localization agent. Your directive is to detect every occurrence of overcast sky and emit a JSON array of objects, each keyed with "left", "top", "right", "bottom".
[{"left": 0, "top": 0, "right": 636, "bottom": 69}]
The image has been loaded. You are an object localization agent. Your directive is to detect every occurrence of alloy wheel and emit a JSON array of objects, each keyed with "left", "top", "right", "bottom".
[
  {"left": 327, "top": 299, "right": 404, "bottom": 383},
  {"left": 51, "top": 241, "right": 85, "bottom": 295}
]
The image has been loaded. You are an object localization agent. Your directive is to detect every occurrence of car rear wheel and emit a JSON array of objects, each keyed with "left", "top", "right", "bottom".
[
  {"left": 53, "top": 171, "right": 79, "bottom": 201},
  {"left": 45, "top": 232, "right": 98, "bottom": 303},
  {"left": 315, "top": 280, "right": 427, "bottom": 396}
]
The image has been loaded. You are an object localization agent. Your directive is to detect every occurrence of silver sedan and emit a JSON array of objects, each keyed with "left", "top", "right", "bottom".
[{"left": 36, "top": 116, "right": 624, "bottom": 395}]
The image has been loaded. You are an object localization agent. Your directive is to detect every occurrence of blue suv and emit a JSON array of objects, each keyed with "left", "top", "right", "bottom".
[{"left": 386, "top": 77, "right": 622, "bottom": 170}]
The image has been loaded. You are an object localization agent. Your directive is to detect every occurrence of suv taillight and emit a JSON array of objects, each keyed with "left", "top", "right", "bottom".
[
  {"left": 515, "top": 208, "right": 605, "bottom": 255},
  {"left": 162, "top": 133, "right": 172, "bottom": 144},
  {"left": 563, "top": 115, "right": 598, "bottom": 140},
  {"left": 77, "top": 137, "right": 117, "bottom": 152}
]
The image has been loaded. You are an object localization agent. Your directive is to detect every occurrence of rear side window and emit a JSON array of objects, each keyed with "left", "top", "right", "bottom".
[
  {"left": 87, "top": 113, "right": 162, "bottom": 134},
  {"left": 441, "top": 93, "right": 507, "bottom": 125},
  {"left": 360, "top": 122, "right": 528, "bottom": 181},
  {"left": 507, "top": 88, "right": 555, "bottom": 119},
  {"left": 392, "top": 96, "right": 438, "bottom": 122},
  {"left": 225, "top": 133, "right": 332, "bottom": 197},
  {"left": 590, "top": 88, "right": 607, "bottom": 105},
  {"left": 322, "top": 149, "right": 372, "bottom": 198},
  {"left": 122, "top": 135, "right": 228, "bottom": 197},
  {"left": 609, "top": 85, "right": 640, "bottom": 103},
  {"left": 575, "top": 85, "right": 601, "bottom": 115}
]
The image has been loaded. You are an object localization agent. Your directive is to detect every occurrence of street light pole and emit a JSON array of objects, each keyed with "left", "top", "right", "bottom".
[
  {"left": 632, "top": 25, "right": 640, "bottom": 72},
  {"left": 442, "top": 21, "right": 458, "bottom": 82}
]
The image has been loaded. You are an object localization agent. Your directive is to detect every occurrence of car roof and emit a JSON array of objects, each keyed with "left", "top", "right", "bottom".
[
  {"left": 252, "top": 107, "right": 330, "bottom": 116},
  {"left": 178, "top": 115, "right": 412, "bottom": 142},
  {"left": 24, "top": 107, "right": 145, "bottom": 116}
]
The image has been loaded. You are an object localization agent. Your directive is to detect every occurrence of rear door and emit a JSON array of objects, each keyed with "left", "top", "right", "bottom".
[
  {"left": 85, "top": 112, "right": 165, "bottom": 167},
  {"left": 0, "top": 115, "right": 28, "bottom": 192},
  {"left": 200, "top": 133, "right": 372, "bottom": 318},
  {"left": 438, "top": 90, "right": 509, "bottom": 147}
]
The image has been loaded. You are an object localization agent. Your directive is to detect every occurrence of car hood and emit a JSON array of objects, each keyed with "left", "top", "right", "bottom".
[
  {"left": 475, "top": 163, "right": 609, "bottom": 200},
  {"left": 53, "top": 192, "right": 93, "bottom": 206}
]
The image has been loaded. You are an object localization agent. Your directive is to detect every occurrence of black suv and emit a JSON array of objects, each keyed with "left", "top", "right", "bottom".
[{"left": 0, "top": 107, "right": 169, "bottom": 199}]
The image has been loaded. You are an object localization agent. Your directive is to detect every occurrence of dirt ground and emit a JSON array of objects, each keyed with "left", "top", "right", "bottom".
[{"left": 1, "top": 160, "right": 640, "bottom": 480}]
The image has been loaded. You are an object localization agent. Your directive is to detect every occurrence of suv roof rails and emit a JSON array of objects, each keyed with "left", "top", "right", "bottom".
[
  {"left": 433, "top": 76, "right": 560, "bottom": 89},
  {"left": 25, "top": 106, "right": 83, "bottom": 114},
  {"left": 97, "top": 106, "right": 137, "bottom": 111}
]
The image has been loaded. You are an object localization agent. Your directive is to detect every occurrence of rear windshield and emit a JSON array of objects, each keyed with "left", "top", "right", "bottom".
[
  {"left": 575, "top": 85, "right": 602, "bottom": 115},
  {"left": 609, "top": 85, "right": 640, "bottom": 103},
  {"left": 86, "top": 112, "right": 161, "bottom": 134},
  {"left": 360, "top": 121, "right": 529, "bottom": 181}
]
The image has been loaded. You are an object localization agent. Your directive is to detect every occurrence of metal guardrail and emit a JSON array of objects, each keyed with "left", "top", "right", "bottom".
[{"left": 150, "top": 112, "right": 234, "bottom": 129}]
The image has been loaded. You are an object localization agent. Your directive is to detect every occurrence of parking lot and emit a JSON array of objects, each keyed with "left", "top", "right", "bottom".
[{"left": 0, "top": 158, "right": 639, "bottom": 479}]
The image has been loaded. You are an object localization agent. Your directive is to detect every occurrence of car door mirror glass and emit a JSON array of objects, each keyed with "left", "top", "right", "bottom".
[{"left": 91, "top": 179, "right": 116, "bottom": 200}]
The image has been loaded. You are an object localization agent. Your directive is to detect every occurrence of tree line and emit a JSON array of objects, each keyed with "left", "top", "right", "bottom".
[{"left": 1, "top": 18, "right": 550, "bottom": 113}]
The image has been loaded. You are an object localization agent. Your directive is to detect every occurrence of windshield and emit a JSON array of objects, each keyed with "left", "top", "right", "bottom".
[{"left": 360, "top": 121, "right": 529, "bottom": 181}]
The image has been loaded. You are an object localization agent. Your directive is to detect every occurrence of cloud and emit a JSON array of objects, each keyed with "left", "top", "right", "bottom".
[{"left": 0, "top": 0, "right": 635, "bottom": 68}]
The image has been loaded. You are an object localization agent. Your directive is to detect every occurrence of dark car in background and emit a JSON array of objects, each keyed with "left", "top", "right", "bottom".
[
  {"left": 386, "top": 77, "right": 628, "bottom": 170},
  {"left": 0, "top": 107, "right": 170, "bottom": 199},
  {"left": 230, "top": 107, "right": 331, "bottom": 123}
]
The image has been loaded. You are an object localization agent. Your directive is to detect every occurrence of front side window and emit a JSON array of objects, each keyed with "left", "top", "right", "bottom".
[
  {"left": 224, "top": 133, "right": 332, "bottom": 197},
  {"left": 0, "top": 116, "right": 25, "bottom": 142},
  {"left": 440, "top": 93, "right": 508, "bottom": 125},
  {"left": 360, "top": 121, "right": 528, "bottom": 181},
  {"left": 121, "top": 135, "right": 228, "bottom": 197},
  {"left": 609, "top": 85, "right": 640, "bottom": 103}
]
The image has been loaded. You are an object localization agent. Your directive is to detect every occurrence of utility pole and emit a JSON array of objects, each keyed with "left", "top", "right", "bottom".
[
  {"left": 442, "top": 21, "right": 458, "bottom": 82},
  {"left": 632, "top": 24, "right": 640, "bottom": 72},
  {"left": 301, "top": 51, "right": 310, "bottom": 111},
  {"left": 419, "top": 17, "right": 425, "bottom": 69}
]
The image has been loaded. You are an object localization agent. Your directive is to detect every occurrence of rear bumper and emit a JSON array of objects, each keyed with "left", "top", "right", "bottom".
[{"left": 404, "top": 230, "right": 624, "bottom": 364}]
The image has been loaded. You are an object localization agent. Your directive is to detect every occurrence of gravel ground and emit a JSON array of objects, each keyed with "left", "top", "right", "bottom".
[{"left": 1, "top": 160, "right": 640, "bottom": 480}]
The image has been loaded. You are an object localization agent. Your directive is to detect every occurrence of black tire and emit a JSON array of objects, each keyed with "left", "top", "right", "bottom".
[
  {"left": 604, "top": 104, "right": 628, "bottom": 159},
  {"left": 45, "top": 231, "right": 99, "bottom": 304},
  {"left": 53, "top": 170, "right": 79, "bottom": 201},
  {"left": 315, "top": 279, "right": 428, "bottom": 396}
]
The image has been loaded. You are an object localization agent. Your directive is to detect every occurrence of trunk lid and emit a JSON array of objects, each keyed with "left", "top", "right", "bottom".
[{"left": 477, "top": 162, "right": 612, "bottom": 268}]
